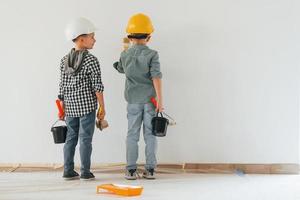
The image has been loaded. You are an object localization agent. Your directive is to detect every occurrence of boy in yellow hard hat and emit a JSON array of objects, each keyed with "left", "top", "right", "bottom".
[
  {"left": 113, "top": 13, "right": 163, "bottom": 180},
  {"left": 58, "top": 17, "right": 106, "bottom": 180}
]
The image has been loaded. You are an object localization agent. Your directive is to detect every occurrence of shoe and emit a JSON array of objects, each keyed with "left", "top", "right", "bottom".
[
  {"left": 80, "top": 172, "right": 95, "bottom": 180},
  {"left": 63, "top": 170, "right": 80, "bottom": 180},
  {"left": 125, "top": 169, "right": 137, "bottom": 180},
  {"left": 143, "top": 168, "right": 155, "bottom": 179}
]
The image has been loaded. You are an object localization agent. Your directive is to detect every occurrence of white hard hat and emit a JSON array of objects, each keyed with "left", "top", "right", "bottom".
[{"left": 65, "top": 17, "right": 97, "bottom": 41}]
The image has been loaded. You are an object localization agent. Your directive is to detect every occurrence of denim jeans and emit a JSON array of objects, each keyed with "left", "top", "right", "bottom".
[
  {"left": 63, "top": 110, "right": 96, "bottom": 174},
  {"left": 126, "top": 103, "right": 157, "bottom": 170}
]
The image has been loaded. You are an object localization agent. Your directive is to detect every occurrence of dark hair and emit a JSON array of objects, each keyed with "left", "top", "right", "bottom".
[
  {"left": 72, "top": 34, "right": 88, "bottom": 42},
  {"left": 127, "top": 33, "right": 150, "bottom": 39}
]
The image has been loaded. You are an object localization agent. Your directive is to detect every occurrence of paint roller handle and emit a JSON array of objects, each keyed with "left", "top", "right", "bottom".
[
  {"left": 150, "top": 97, "right": 158, "bottom": 108},
  {"left": 56, "top": 99, "right": 65, "bottom": 120},
  {"left": 150, "top": 97, "right": 164, "bottom": 112},
  {"left": 97, "top": 106, "right": 105, "bottom": 120}
]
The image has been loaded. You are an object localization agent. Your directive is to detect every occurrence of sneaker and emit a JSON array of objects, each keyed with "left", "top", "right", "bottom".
[
  {"left": 143, "top": 168, "right": 156, "bottom": 179},
  {"left": 63, "top": 170, "right": 80, "bottom": 180},
  {"left": 125, "top": 169, "right": 137, "bottom": 180},
  {"left": 80, "top": 172, "right": 95, "bottom": 180}
]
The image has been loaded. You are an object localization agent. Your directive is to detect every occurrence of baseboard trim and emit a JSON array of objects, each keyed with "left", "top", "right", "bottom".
[
  {"left": 0, "top": 163, "right": 298, "bottom": 174},
  {"left": 181, "top": 163, "right": 299, "bottom": 174}
]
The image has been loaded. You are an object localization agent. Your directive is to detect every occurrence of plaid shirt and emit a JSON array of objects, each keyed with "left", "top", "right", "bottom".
[{"left": 58, "top": 52, "right": 104, "bottom": 117}]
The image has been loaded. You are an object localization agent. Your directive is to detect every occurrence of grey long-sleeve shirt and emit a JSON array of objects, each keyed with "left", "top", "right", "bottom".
[{"left": 114, "top": 44, "right": 162, "bottom": 104}]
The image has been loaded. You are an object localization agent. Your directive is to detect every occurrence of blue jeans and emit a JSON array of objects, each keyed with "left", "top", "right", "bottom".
[
  {"left": 64, "top": 111, "right": 96, "bottom": 174},
  {"left": 126, "top": 103, "right": 157, "bottom": 170}
]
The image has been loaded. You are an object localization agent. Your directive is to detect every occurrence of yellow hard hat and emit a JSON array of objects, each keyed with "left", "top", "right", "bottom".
[{"left": 126, "top": 13, "right": 154, "bottom": 34}]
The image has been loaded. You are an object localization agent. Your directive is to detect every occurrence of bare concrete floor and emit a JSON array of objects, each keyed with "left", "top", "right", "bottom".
[{"left": 1, "top": 172, "right": 300, "bottom": 200}]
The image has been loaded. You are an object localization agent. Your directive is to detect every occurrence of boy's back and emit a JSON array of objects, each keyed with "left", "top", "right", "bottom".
[
  {"left": 59, "top": 52, "right": 102, "bottom": 117},
  {"left": 117, "top": 44, "right": 162, "bottom": 104}
]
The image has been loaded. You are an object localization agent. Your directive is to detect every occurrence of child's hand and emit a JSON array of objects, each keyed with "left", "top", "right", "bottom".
[{"left": 156, "top": 101, "right": 164, "bottom": 113}]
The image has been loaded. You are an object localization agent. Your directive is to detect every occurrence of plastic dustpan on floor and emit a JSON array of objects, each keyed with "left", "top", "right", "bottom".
[{"left": 96, "top": 184, "right": 143, "bottom": 196}]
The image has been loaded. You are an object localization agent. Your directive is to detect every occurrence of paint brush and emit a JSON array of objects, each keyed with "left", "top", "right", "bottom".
[{"left": 123, "top": 37, "right": 130, "bottom": 51}]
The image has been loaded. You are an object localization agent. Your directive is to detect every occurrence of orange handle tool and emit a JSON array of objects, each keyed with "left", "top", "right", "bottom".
[
  {"left": 150, "top": 97, "right": 157, "bottom": 108},
  {"left": 56, "top": 99, "right": 64, "bottom": 118}
]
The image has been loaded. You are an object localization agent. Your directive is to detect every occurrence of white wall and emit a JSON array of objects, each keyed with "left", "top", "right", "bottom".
[{"left": 0, "top": 0, "right": 299, "bottom": 164}]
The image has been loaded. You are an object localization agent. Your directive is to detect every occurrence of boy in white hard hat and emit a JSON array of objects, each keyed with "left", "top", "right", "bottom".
[
  {"left": 113, "top": 13, "right": 163, "bottom": 180},
  {"left": 57, "top": 17, "right": 105, "bottom": 180}
]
